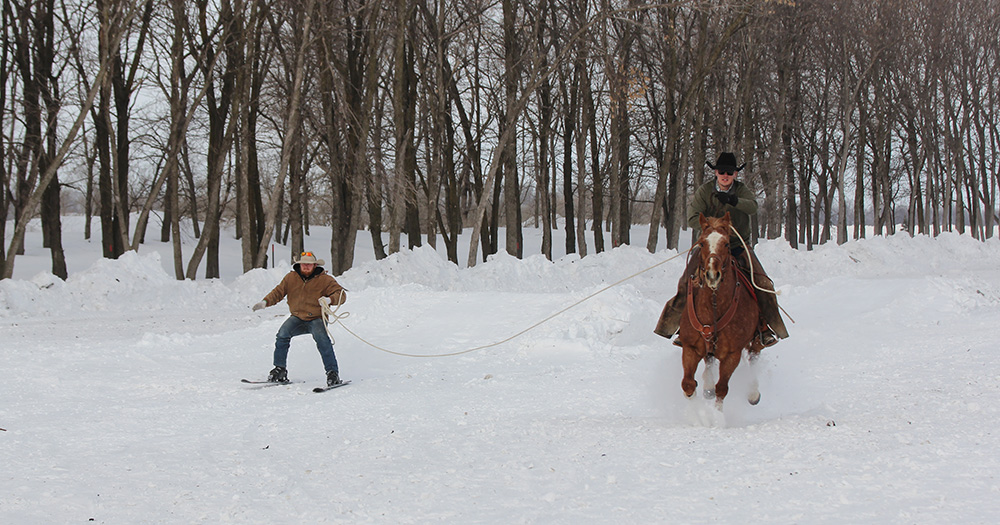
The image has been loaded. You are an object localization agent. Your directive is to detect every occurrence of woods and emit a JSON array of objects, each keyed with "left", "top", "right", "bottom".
[{"left": 2, "top": 0, "right": 998, "bottom": 280}]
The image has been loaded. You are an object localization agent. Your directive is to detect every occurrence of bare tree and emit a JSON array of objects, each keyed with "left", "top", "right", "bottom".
[
  {"left": 8, "top": 0, "right": 70, "bottom": 278},
  {"left": 165, "top": 0, "right": 191, "bottom": 279},
  {"left": 233, "top": 0, "right": 269, "bottom": 272},
  {"left": 525, "top": 0, "right": 553, "bottom": 259},
  {"left": 641, "top": 2, "right": 750, "bottom": 253},
  {"left": 501, "top": 0, "right": 524, "bottom": 257},
  {"left": 3, "top": 1, "right": 138, "bottom": 280},
  {"left": 252, "top": 0, "right": 315, "bottom": 268},
  {"left": 0, "top": 6, "right": 11, "bottom": 276},
  {"left": 6, "top": 0, "right": 1000, "bottom": 284},
  {"left": 389, "top": 0, "right": 418, "bottom": 255},
  {"left": 185, "top": 0, "right": 242, "bottom": 279},
  {"left": 554, "top": 1, "right": 579, "bottom": 256},
  {"left": 314, "top": 0, "right": 382, "bottom": 274}
]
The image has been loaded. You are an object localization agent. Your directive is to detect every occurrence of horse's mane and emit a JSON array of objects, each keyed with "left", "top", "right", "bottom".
[{"left": 698, "top": 212, "right": 732, "bottom": 240}]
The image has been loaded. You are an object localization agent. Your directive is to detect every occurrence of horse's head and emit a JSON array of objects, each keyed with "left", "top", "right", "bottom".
[{"left": 697, "top": 213, "right": 733, "bottom": 290}]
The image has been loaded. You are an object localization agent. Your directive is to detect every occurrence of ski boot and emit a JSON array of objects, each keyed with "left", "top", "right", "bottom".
[
  {"left": 268, "top": 366, "right": 289, "bottom": 383},
  {"left": 326, "top": 370, "right": 342, "bottom": 387}
]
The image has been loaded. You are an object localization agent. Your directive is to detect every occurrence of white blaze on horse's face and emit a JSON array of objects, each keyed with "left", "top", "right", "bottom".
[{"left": 704, "top": 230, "right": 726, "bottom": 289}]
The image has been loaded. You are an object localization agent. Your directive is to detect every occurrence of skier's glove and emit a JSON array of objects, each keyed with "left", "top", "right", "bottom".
[
  {"left": 252, "top": 301, "right": 266, "bottom": 311},
  {"left": 714, "top": 191, "right": 738, "bottom": 206},
  {"left": 319, "top": 297, "right": 331, "bottom": 308}
]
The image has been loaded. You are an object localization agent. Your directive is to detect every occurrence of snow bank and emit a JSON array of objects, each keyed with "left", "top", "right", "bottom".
[{"left": 3, "top": 225, "right": 1000, "bottom": 522}]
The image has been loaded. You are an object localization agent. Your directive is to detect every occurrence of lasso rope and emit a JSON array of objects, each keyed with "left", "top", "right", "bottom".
[
  {"left": 320, "top": 249, "right": 691, "bottom": 358},
  {"left": 321, "top": 229, "right": 794, "bottom": 357},
  {"left": 730, "top": 225, "right": 796, "bottom": 323},
  {"left": 729, "top": 224, "right": 779, "bottom": 296}
]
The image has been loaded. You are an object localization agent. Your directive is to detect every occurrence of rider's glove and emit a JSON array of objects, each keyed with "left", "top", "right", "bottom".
[{"left": 714, "top": 191, "right": 738, "bottom": 206}]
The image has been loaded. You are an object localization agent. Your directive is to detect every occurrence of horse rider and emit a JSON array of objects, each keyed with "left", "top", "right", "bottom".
[{"left": 654, "top": 151, "right": 789, "bottom": 347}]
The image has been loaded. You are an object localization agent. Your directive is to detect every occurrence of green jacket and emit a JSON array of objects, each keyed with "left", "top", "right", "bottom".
[{"left": 686, "top": 180, "right": 758, "bottom": 242}]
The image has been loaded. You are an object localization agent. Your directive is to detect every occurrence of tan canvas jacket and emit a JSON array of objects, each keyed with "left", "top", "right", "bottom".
[{"left": 263, "top": 267, "right": 347, "bottom": 321}]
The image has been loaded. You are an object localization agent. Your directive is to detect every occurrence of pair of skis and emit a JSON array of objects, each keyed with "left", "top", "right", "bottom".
[{"left": 241, "top": 378, "right": 351, "bottom": 393}]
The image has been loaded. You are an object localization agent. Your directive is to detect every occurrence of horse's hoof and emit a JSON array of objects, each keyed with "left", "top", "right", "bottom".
[
  {"left": 748, "top": 391, "right": 761, "bottom": 405},
  {"left": 703, "top": 389, "right": 716, "bottom": 400}
]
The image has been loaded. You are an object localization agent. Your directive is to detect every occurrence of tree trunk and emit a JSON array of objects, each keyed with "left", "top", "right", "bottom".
[
  {"left": 317, "top": 0, "right": 378, "bottom": 274},
  {"left": 253, "top": 0, "right": 314, "bottom": 268},
  {"left": 572, "top": 58, "right": 588, "bottom": 257},
  {"left": 583, "top": 65, "right": 603, "bottom": 254},
  {"left": 530, "top": 0, "right": 553, "bottom": 260},
  {"left": 559, "top": 58, "right": 577, "bottom": 255},
  {"left": 288, "top": 138, "right": 305, "bottom": 258},
  {"left": 390, "top": 0, "right": 417, "bottom": 255},
  {"left": 0, "top": 4, "right": 9, "bottom": 276},
  {"left": 502, "top": 0, "right": 523, "bottom": 258},
  {"left": 854, "top": 89, "right": 868, "bottom": 239},
  {"left": 187, "top": 0, "right": 240, "bottom": 279},
  {"left": 235, "top": 0, "right": 266, "bottom": 272},
  {"left": 367, "top": 89, "right": 388, "bottom": 261}
]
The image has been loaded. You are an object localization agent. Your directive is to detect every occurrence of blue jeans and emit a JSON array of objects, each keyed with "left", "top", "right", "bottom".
[{"left": 273, "top": 316, "right": 338, "bottom": 373}]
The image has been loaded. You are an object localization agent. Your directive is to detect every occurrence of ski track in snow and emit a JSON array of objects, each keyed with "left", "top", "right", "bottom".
[{"left": 3, "top": 217, "right": 1000, "bottom": 523}]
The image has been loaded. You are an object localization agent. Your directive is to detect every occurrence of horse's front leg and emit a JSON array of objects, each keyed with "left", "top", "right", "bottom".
[
  {"left": 680, "top": 345, "right": 701, "bottom": 398},
  {"left": 702, "top": 355, "right": 718, "bottom": 399},
  {"left": 747, "top": 350, "right": 762, "bottom": 405},
  {"left": 713, "top": 351, "right": 741, "bottom": 410}
]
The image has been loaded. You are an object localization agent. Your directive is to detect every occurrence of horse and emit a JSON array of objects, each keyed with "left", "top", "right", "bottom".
[{"left": 677, "top": 212, "right": 765, "bottom": 410}]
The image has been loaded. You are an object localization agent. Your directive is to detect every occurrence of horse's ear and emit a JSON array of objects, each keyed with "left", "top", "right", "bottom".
[
  {"left": 699, "top": 213, "right": 709, "bottom": 230},
  {"left": 722, "top": 211, "right": 732, "bottom": 224}
]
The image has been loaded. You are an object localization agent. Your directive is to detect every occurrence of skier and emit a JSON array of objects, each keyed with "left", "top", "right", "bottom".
[{"left": 252, "top": 251, "right": 347, "bottom": 386}]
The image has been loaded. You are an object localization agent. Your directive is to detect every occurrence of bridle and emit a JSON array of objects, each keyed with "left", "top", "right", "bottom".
[{"left": 685, "top": 231, "right": 745, "bottom": 349}]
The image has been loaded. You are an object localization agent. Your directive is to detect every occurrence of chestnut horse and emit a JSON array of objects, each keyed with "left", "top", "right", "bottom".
[{"left": 678, "top": 213, "right": 765, "bottom": 409}]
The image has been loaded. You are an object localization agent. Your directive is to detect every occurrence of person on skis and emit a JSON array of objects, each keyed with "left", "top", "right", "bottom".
[
  {"left": 252, "top": 251, "right": 347, "bottom": 386},
  {"left": 654, "top": 151, "right": 789, "bottom": 347}
]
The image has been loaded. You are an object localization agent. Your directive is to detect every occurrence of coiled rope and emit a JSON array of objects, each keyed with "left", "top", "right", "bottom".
[
  {"left": 730, "top": 225, "right": 795, "bottom": 323},
  {"left": 321, "top": 249, "right": 692, "bottom": 358},
  {"left": 729, "top": 225, "right": 779, "bottom": 296}
]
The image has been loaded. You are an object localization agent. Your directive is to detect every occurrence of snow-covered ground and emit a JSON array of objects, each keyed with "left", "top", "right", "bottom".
[{"left": 2, "top": 216, "right": 999, "bottom": 523}]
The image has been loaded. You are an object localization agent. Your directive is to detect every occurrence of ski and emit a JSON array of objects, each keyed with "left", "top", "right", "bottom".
[
  {"left": 241, "top": 379, "right": 302, "bottom": 388},
  {"left": 313, "top": 380, "right": 351, "bottom": 393}
]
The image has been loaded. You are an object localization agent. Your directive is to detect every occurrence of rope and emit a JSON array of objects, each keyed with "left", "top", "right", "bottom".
[
  {"left": 320, "top": 249, "right": 692, "bottom": 358},
  {"left": 729, "top": 225, "right": 796, "bottom": 323},
  {"left": 729, "top": 225, "right": 780, "bottom": 296}
]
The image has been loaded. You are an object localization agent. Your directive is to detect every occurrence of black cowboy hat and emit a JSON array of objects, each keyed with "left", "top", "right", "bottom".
[{"left": 706, "top": 152, "right": 746, "bottom": 173}]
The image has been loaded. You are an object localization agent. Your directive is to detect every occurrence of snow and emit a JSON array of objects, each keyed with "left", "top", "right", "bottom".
[{"left": 3, "top": 216, "right": 1000, "bottom": 523}]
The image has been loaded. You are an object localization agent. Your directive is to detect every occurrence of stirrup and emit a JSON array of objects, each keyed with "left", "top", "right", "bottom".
[{"left": 759, "top": 331, "right": 779, "bottom": 348}]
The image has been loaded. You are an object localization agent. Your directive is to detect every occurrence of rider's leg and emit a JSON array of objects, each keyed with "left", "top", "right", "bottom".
[
  {"left": 654, "top": 247, "right": 701, "bottom": 341},
  {"left": 744, "top": 249, "right": 789, "bottom": 341}
]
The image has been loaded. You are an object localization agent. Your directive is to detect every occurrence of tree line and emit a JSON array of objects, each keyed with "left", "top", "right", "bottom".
[{"left": 2, "top": 0, "right": 997, "bottom": 280}]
